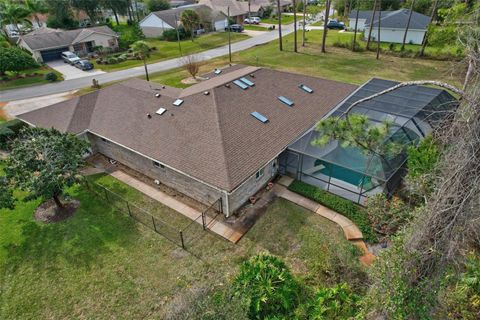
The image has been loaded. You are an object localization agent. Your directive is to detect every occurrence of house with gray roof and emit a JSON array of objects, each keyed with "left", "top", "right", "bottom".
[
  {"left": 16, "top": 65, "right": 456, "bottom": 214},
  {"left": 348, "top": 9, "right": 431, "bottom": 45},
  {"left": 139, "top": 4, "right": 227, "bottom": 38},
  {"left": 18, "top": 26, "right": 119, "bottom": 62}
]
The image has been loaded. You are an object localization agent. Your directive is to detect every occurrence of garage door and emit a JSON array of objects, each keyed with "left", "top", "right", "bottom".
[{"left": 40, "top": 47, "right": 69, "bottom": 62}]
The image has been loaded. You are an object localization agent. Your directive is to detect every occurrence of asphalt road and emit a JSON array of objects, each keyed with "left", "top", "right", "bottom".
[{"left": 1, "top": 24, "right": 294, "bottom": 102}]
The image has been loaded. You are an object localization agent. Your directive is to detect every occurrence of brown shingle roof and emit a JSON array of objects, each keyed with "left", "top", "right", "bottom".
[{"left": 17, "top": 67, "right": 356, "bottom": 191}]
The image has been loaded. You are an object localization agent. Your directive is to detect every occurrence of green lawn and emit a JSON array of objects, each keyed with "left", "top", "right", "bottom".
[
  {"left": 244, "top": 25, "right": 271, "bottom": 31},
  {"left": 0, "top": 67, "right": 63, "bottom": 91},
  {"left": 143, "top": 30, "right": 461, "bottom": 89},
  {"left": 93, "top": 32, "right": 249, "bottom": 72},
  {"left": 262, "top": 14, "right": 304, "bottom": 25},
  {"left": 0, "top": 164, "right": 363, "bottom": 319}
]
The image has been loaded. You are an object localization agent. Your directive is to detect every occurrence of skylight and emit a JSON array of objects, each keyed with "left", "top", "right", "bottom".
[
  {"left": 251, "top": 111, "right": 269, "bottom": 123},
  {"left": 156, "top": 107, "right": 166, "bottom": 115},
  {"left": 299, "top": 84, "right": 313, "bottom": 93},
  {"left": 278, "top": 96, "right": 294, "bottom": 107},
  {"left": 239, "top": 77, "right": 255, "bottom": 87},
  {"left": 233, "top": 80, "right": 249, "bottom": 90},
  {"left": 173, "top": 99, "right": 184, "bottom": 106}
]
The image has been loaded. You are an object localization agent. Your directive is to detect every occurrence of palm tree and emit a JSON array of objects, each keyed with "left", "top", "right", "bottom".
[
  {"left": 293, "top": 0, "right": 297, "bottom": 52},
  {"left": 277, "top": 0, "right": 282, "bottom": 51},
  {"left": 24, "top": 0, "right": 47, "bottom": 28},
  {"left": 366, "top": 0, "right": 378, "bottom": 50},
  {"left": 131, "top": 41, "right": 151, "bottom": 81},
  {"left": 321, "top": 0, "right": 331, "bottom": 53},
  {"left": 180, "top": 9, "right": 199, "bottom": 42},
  {"left": 401, "top": 0, "right": 415, "bottom": 51},
  {"left": 0, "top": 2, "right": 32, "bottom": 32}
]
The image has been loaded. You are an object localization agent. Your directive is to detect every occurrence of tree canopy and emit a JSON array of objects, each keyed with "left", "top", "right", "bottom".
[
  {"left": 0, "top": 47, "right": 39, "bottom": 75},
  {"left": 147, "top": 0, "right": 170, "bottom": 12},
  {"left": 1, "top": 127, "right": 89, "bottom": 211}
]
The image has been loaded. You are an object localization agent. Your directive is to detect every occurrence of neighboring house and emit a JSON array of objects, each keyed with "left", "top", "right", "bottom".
[
  {"left": 170, "top": 0, "right": 196, "bottom": 8},
  {"left": 198, "top": 0, "right": 249, "bottom": 24},
  {"left": 247, "top": 0, "right": 292, "bottom": 17},
  {"left": 140, "top": 4, "right": 227, "bottom": 38},
  {"left": 18, "top": 26, "right": 119, "bottom": 62},
  {"left": 348, "top": 9, "right": 431, "bottom": 45},
  {"left": 17, "top": 65, "right": 456, "bottom": 212}
]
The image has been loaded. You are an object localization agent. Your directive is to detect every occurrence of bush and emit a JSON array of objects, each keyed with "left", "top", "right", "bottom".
[
  {"left": 304, "top": 283, "right": 360, "bottom": 319},
  {"left": 118, "top": 23, "right": 145, "bottom": 50},
  {"left": 234, "top": 254, "right": 299, "bottom": 319},
  {"left": 44, "top": 72, "right": 58, "bottom": 82},
  {"left": 288, "top": 180, "right": 377, "bottom": 242},
  {"left": 0, "top": 119, "right": 27, "bottom": 150},
  {"left": 107, "top": 57, "right": 118, "bottom": 64},
  {"left": 147, "top": 0, "right": 170, "bottom": 12},
  {"left": 0, "top": 47, "right": 39, "bottom": 75},
  {"left": 162, "top": 27, "right": 188, "bottom": 41}
]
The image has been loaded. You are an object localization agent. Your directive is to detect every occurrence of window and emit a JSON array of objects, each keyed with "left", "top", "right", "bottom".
[
  {"left": 233, "top": 80, "right": 249, "bottom": 90},
  {"left": 251, "top": 111, "right": 269, "bottom": 123},
  {"left": 256, "top": 168, "right": 264, "bottom": 180},
  {"left": 153, "top": 161, "right": 164, "bottom": 169},
  {"left": 173, "top": 99, "right": 184, "bottom": 106},
  {"left": 299, "top": 84, "right": 313, "bottom": 93},
  {"left": 278, "top": 96, "right": 294, "bottom": 107}
]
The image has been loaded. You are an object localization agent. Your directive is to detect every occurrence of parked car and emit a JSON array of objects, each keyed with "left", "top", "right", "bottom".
[
  {"left": 61, "top": 51, "right": 81, "bottom": 65},
  {"left": 327, "top": 19, "right": 345, "bottom": 30},
  {"left": 225, "top": 24, "right": 244, "bottom": 32},
  {"left": 244, "top": 17, "right": 261, "bottom": 24},
  {"left": 74, "top": 60, "right": 94, "bottom": 71}
]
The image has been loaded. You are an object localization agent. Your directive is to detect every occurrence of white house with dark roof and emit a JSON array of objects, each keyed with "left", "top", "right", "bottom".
[
  {"left": 348, "top": 9, "right": 431, "bottom": 45},
  {"left": 139, "top": 4, "right": 227, "bottom": 38},
  {"left": 17, "top": 26, "right": 119, "bottom": 62}
]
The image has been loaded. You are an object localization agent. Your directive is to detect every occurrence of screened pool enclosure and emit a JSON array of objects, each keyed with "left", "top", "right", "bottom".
[{"left": 279, "top": 78, "right": 457, "bottom": 204}]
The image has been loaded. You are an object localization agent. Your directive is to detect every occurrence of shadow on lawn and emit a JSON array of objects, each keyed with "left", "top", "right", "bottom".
[{"left": 2, "top": 186, "right": 137, "bottom": 270}]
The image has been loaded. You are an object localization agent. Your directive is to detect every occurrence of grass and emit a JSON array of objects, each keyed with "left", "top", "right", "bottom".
[
  {"left": 93, "top": 32, "right": 249, "bottom": 72},
  {"left": 0, "top": 165, "right": 364, "bottom": 319},
  {"left": 244, "top": 25, "right": 271, "bottom": 31},
  {"left": 143, "top": 30, "right": 461, "bottom": 89},
  {"left": 0, "top": 66, "right": 63, "bottom": 91},
  {"left": 262, "top": 14, "right": 304, "bottom": 25}
]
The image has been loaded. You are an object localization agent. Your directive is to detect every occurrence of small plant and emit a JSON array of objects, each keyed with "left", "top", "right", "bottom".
[
  {"left": 306, "top": 283, "right": 360, "bottom": 319},
  {"left": 182, "top": 55, "right": 201, "bottom": 79},
  {"left": 44, "top": 72, "right": 58, "bottom": 82},
  {"left": 107, "top": 57, "right": 118, "bottom": 64}
]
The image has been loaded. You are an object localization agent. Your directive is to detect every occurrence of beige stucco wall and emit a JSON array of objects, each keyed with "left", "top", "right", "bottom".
[{"left": 78, "top": 33, "right": 118, "bottom": 49}]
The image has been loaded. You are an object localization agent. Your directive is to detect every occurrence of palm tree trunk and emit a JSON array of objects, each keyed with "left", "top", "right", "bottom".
[
  {"left": 321, "top": 0, "right": 331, "bottom": 53},
  {"left": 376, "top": 0, "right": 381, "bottom": 60},
  {"left": 277, "top": 0, "right": 283, "bottom": 51},
  {"left": 366, "top": 0, "right": 378, "bottom": 50},
  {"left": 302, "top": 0, "right": 306, "bottom": 46},
  {"left": 352, "top": 3, "right": 360, "bottom": 52},
  {"left": 401, "top": 0, "right": 415, "bottom": 51},
  {"left": 144, "top": 59, "right": 149, "bottom": 81},
  {"left": 293, "top": 0, "right": 297, "bottom": 52},
  {"left": 420, "top": 0, "right": 438, "bottom": 57}
]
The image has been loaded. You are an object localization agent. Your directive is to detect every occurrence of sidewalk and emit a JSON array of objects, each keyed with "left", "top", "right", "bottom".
[
  {"left": 110, "top": 170, "right": 244, "bottom": 243},
  {"left": 274, "top": 179, "right": 376, "bottom": 266}
]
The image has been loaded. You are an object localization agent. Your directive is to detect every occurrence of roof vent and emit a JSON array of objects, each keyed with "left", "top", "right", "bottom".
[
  {"left": 204, "top": 91, "right": 210, "bottom": 95},
  {"left": 147, "top": 113, "right": 152, "bottom": 119},
  {"left": 162, "top": 86, "right": 166, "bottom": 89},
  {"left": 250, "top": 73, "right": 255, "bottom": 78},
  {"left": 225, "top": 83, "right": 231, "bottom": 88},
  {"left": 173, "top": 99, "right": 184, "bottom": 106},
  {"left": 214, "top": 68, "right": 222, "bottom": 75},
  {"left": 156, "top": 107, "right": 166, "bottom": 115},
  {"left": 155, "top": 93, "right": 161, "bottom": 98}
]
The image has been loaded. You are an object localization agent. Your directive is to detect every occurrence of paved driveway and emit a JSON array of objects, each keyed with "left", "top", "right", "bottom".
[{"left": 47, "top": 60, "right": 105, "bottom": 80}]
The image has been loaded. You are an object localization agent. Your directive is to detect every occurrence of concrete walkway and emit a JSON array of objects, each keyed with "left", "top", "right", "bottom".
[
  {"left": 0, "top": 24, "right": 296, "bottom": 102},
  {"left": 275, "top": 177, "right": 376, "bottom": 266},
  {"left": 110, "top": 171, "right": 244, "bottom": 243}
]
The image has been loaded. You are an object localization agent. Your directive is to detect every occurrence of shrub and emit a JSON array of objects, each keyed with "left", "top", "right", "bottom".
[
  {"left": 234, "top": 254, "right": 299, "bottom": 319},
  {"left": 147, "top": 0, "right": 171, "bottom": 12},
  {"left": 288, "top": 180, "right": 377, "bottom": 242},
  {"left": 366, "top": 194, "right": 413, "bottom": 239},
  {"left": 44, "top": 72, "right": 58, "bottom": 82},
  {"left": 161, "top": 26, "right": 188, "bottom": 41},
  {"left": 118, "top": 23, "right": 145, "bottom": 50},
  {"left": 107, "top": 57, "right": 118, "bottom": 64},
  {"left": 0, "top": 119, "right": 27, "bottom": 150},
  {"left": 0, "top": 47, "right": 39, "bottom": 75},
  {"left": 304, "top": 283, "right": 360, "bottom": 319}
]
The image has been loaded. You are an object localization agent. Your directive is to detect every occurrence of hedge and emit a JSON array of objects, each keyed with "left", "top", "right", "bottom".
[{"left": 288, "top": 180, "right": 378, "bottom": 242}]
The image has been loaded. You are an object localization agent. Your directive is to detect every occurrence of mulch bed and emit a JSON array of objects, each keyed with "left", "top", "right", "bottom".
[{"left": 33, "top": 199, "right": 80, "bottom": 223}]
